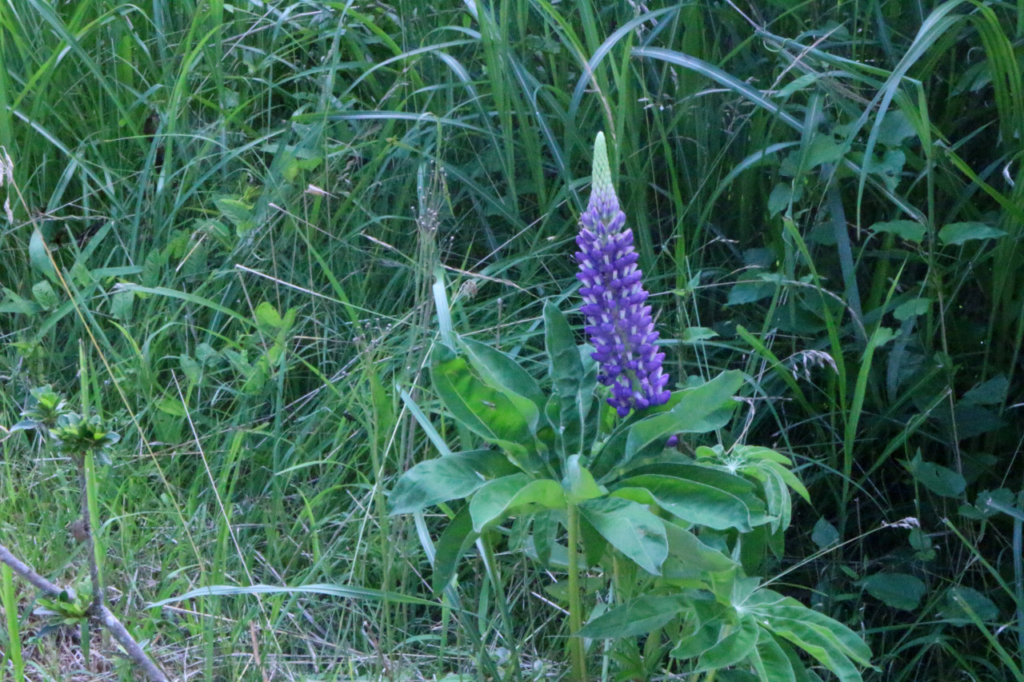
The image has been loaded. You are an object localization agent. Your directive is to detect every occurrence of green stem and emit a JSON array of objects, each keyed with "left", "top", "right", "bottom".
[
  {"left": 2, "top": 562, "right": 25, "bottom": 682},
  {"left": 566, "top": 503, "right": 587, "bottom": 682},
  {"left": 83, "top": 452, "right": 105, "bottom": 610}
]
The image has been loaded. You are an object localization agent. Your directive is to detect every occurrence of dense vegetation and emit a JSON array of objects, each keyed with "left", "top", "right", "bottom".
[{"left": 0, "top": 0, "right": 1022, "bottom": 680}]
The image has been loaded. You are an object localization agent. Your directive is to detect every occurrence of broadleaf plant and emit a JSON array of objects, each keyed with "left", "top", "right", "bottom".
[{"left": 390, "top": 134, "right": 871, "bottom": 682}]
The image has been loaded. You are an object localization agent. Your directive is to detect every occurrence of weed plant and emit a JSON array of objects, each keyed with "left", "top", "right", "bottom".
[{"left": 0, "top": 1, "right": 1022, "bottom": 680}]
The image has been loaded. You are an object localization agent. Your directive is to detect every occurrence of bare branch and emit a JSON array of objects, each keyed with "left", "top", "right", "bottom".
[{"left": 0, "top": 542, "right": 170, "bottom": 682}]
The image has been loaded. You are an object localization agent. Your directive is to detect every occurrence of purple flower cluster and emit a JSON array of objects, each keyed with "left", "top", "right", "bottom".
[{"left": 575, "top": 133, "right": 671, "bottom": 417}]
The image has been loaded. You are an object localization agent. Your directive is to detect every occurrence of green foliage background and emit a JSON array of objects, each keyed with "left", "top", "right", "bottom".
[{"left": 0, "top": 0, "right": 1022, "bottom": 679}]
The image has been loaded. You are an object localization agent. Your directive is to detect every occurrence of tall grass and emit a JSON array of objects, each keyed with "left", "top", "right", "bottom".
[{"left": 0, "top": 0, "right": 1021, "bottom": 679}]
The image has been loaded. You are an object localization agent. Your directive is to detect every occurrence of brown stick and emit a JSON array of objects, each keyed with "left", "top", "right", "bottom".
[{"left": 0, "top": 542, "right": 171, "bottom": 682}]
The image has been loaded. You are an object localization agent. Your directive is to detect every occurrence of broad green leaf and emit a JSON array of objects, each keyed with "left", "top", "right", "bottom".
[
  {"left": 562, "top": 455, "right": 604, "bottom": 504},
  {"left": 544, "top": 303, "right": 597, "bottom": 458},
  {"left": 543, "top": 576, "right": 606, "bottom": 603},
  {"left": 579, "top": 515, "right": 608, "bottom": 568},
  {"left": 727, "top": 278, "right": 778, "bottom": 306},
  {"left": 29, "top": 230, "right": 57, "bottom": 281},
  {"left": 755, "top": 466, "right": 791, "bottom": 533},
  {"left": 749, "top": 632, "right": 797, "bottom": 682},
  {"left": 0, "top": 289, "right": 42, "bottom": 315},
  {"left": 962, "top": 488, "right": 1019, "bottom": 521},
  {"left": 768, "top": 183, "right": 795, "bottom": 217},
  {"left": 722, "top": 445, "right": 792, "bottom": 466},
  {"left": 179, "top": 354, "right": 201, "bottom": 384},
  {"left": 663, "top": 521, "right": 736, "bottom": 573},
  {"left": 681, "top": 327, "right": 719, "bottom": 343},
  {"left": 469, "top": 475, "right": 565, "bottom": 532},
  {"left": 544, "top": 302, "right": 584, "bottom": 391},
  {"left": 940, "top": 586, "right": 1000, "bottom": 626},
  {"left": 389, "top": 450, "right": 518, "bottom": 515},
  {"left": 431, "top": 352, "right": 543, "bottom": 470},
  {"left": 215, "top": 196, "right": 255, "bottom": 235},
  {"left": 672, "top": 619, "right": 722, "bottom": 660},
  {"left": 579, "top": 497, "right": 668, "bottom": 575},
  {"left": 963, "top": 375, "right": 1009, "bottom": 405},
  {"left": 893, "top": 297, "right": 931, "bottom": 322},
  {"left": 877, "top": 110, "right": 917, "bottom": 147},
  {"left": 760, "top": 459, "right": 810, "bottom": 502},
  {"left": 110, "top": 289, "right": 134, "bottom": 321},
  {"left": 32, "top": 280, "right": 58, "bottom": 309},
  {"left": 461, "top": 337, "right": 545, "bottom": 409},
  {"left": 806, "top": 136, "right": 848, "bottom": 169},
  {"left": 625, "top": 463, "right": 758, "bottom": 498},
  {"left": 938, "top": 221, "right": 1006, "bottom": 246},
  {"left": 862, "top": 572, "right": 926, "bottom": 611},
  {"left": 811, "top": 517, "right": 839, "bottom": 549},
  {"left": 871, "top": 148, "right": 905, "bottom": 192},
  {"left": 624, "top": 371, "right": 745, "bottom": 462},
  {"left": 749, "top": 595, "right": 870, "bottom": 680},
  {"left": 753, "top": 599, "right": 872, "bottom": 666},
  {"left": 156, "top": 397, "right": 186, "bottom": 417},
  {"left": 531, "top": 511, "right": 559, "bottom": 566},
  {"left": 617, "top": 474, "right": 760, "bottom": 531},
  {"left": 578, "top": 594, "right": 687, "bottom": 639},
  {"left": 869, "top": 220, "right": 925, "bottom": 243},
  {"left": 432, "top": 506, "right": 478, "bottom": 595},
  {"left": 694, "top": 616, "right": 759, "bottom": 672},
  {"left": 906, "top": 453, "right": 966, "bottom": 498},
  {"left": 761, "top": 618, "right": 863, "bottom": 682},
  {"left": 254, "top": 301, "right": 283, "bottom": 330}
]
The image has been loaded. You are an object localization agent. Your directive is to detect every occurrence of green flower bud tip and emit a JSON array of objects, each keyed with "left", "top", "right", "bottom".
[{"left": 591, "top": 132, "right": 612, "bottom": 196}]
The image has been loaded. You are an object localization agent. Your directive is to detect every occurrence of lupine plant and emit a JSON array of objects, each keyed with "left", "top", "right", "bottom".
[{"left": 390, "top": 135, "right": 871, "bottom": 682}]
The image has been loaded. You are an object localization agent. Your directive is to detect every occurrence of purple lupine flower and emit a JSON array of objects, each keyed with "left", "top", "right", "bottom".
[{"left": 575, "top": 132, "right": 671, "bottom": 417}]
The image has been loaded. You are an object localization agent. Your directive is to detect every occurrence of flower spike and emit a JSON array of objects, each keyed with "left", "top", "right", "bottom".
[{"left": 575, "top": 132, "right": 671, "bottom": 417}]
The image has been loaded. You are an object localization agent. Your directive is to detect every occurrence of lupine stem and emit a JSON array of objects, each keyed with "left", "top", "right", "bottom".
[{"left": 566, "top": 502, "right": 587, "bottom": 682}]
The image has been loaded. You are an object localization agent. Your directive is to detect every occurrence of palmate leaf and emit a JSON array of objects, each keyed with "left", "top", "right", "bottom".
[
  {"left": 663, "top": 521, "right": 737, "bottom": 575},
  {"left": 672, "top": 619, "right": 722, "bottom": 660},
  {"left": 579, "top": 497, "right": 668, "bottom": 575},
  {"left": 624, "top": 462, "right": 760, "bottom": 498},
  {"left": 469, "top": 474, "right": 565, "bottom": 532},
  {"left": 431, "top": 349, "right": 545, "bottom": 471},
  {"left": 578, "top": 594, "right": 688, "bottom": 639},
  {"left": 544, "top": 303, "right": 599, "bottom": 460},
  {"left": 614, "top": 474, "right": 763, "bottom": 532},
  {"left": 388, "top": 449, "right": 518, "bottom": 515},
  {"left": 460, "top": 337, "right": 546, "bottom": 410},
  {"left": 623, "top": 370, "right": 746, "bottom": 462},
  {"left": 747, "top": 631, "right": 797, "bottom": 682},
  {"left": 693, "top": 615, "right": 759, "bottom": 672},
  {"left": 562, "top": 455, "right": 604, "bottom": 504},
  {"left": 746, "top": 591, "right": 872, "bottom": 681}
]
